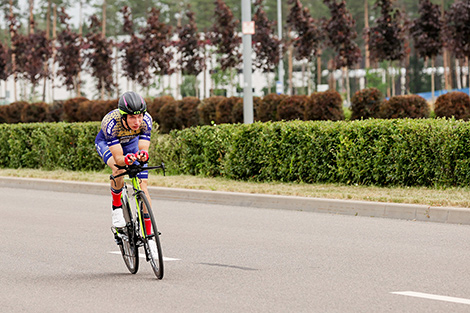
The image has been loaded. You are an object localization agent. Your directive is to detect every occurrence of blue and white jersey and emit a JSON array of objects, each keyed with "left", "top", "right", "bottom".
[{"left": 95, "top": 109, "right": 152, "bottom": 147}]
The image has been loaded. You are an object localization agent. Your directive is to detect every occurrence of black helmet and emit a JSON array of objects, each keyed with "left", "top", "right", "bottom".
[{"left": 118, "top": 91, "right": 147, "bottom": 115}]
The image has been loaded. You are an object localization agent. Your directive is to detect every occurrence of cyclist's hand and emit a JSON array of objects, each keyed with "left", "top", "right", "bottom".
[
  {"left": 135, "top": 150, "right": 149, "bottom": 162},
  {"left": 124, "top": 153, "right": 136, "bottom": 165}
]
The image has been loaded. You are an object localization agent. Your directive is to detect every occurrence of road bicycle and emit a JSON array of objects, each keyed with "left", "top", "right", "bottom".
[{"left": 110, "top": 161, "right": 165, "bottom": 279}]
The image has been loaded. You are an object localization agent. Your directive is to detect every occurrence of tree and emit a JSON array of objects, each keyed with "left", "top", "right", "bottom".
[
  {"left": 141, "top": 7, "right": 174, "bottom": 94},
  {"left": 253, "top": 0, "right": 281, "bottom": 94},
  {"left": 176, "top": 6, "right": 203, "bottom": 98},
  {"left": 0, "top": 41, "right": 9, "bottom": 98},
  {"left": 56, "top": 7, "right": 83, "bottom": 93},
  {"left": 323, "top": 0, "right": 361, "bottom": 104},
  {"left": 445, "top": 0, "right": 470, "bottom": 90},
  {"left": 85, "top": 15, "right": 114, "bottom": 99},
  {"left": 367, "top": 0, "right": 407, "bottom": 97},
  {"left": 410, "top": 0, "right": 443, "bottom": 103},
  {"left": 120, "top": 6, "right": 151, "bottom": 90},
  {"left": 11, "top": 13, "right": 52, "bottom": 100},
  {"left": 287, "top": 0, "right": 324, "bottom": 94},
  {"left": 209, "top": 0, "right": 241, "bottom": 96}
]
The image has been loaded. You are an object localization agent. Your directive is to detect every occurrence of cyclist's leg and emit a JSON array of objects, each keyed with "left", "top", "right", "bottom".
[{"left": 96, "top": 140, "right": 126, "bottom": 227}]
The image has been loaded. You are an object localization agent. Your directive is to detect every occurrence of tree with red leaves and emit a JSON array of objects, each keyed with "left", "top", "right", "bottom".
[
  {"left": 209, "top": 0, "right": 241, "bottom": 96},
  {"left": 445, "top": 0, "right": 470, "bottom": 90},
  {"left": 0, "top": 41, "right": 9, "bottom": 98},
  {"left": 253, "top": 0, "right": 281, "bottom": 94},
  {"left": 367, "top": 0, "right": 407, "bottom": 97},
  {"left": 287, "top": 0, "right": 323, "bottom": 94},
  {"left": 85, "top": 15, "right": 114, "bottom": 99},
  {"left": 323, "top": 0, "right": 361, "bottom": 103},
  {"left": 177, "top": 6, "right": 203, "bottom": 98},
  {"left": 120, "top": 6, "right": 151, "bottom": 90},
  {"left": 410, "top": 0, "right": 443, "bottom": 102},
  {"left": 141, "top": 7, "right": 174, "bottom": 93},
  {"left": 11, "top": 23, "right": 52, "bottom": 99},
  {"left": 56, "top": 8, "right": 83, "bottom": 93}
]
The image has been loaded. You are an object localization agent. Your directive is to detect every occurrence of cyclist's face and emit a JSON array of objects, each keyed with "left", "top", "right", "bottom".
[{"left": 127, "top": 113, "right": 144, "bottom": 130}]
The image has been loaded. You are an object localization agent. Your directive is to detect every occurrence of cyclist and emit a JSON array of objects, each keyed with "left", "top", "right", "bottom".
[{"left": 95, "top": 91, "right": 155, "bottom": 245}]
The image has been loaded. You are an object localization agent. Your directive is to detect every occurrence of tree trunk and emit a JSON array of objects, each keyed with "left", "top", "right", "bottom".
[
  {"left": 456, "top": 59, "right": 462, "bottom": 89},
  {"left": 431, "top": 56, "right": 435, "bottom": 105},
  {"left": 101, "top": 0, "right": 106, "bottom": 100},
  {"left": 51, "top": 4, "right": 57, "bottom": 102},
  {"left": 307, "top": 62, "right": 312, "bottom": 95},
  {"left": 301, "top": 62, "right": 305, "bottom": 94},
  {"left": 288, "top": 44, "right": 293, "bottom": 95},
  {"left": 115, "top": 45, "right": 119, "bottom": 97},
  {"left": 77, "top": 1, "right": 83, "bottom": 96},
  {"left": 466, "top": 56, "right": 469, "bottom": 89},
  {"left": 317, "top": 51, "right": 322, "bottom": 90},
  {"left": 345, "top": 66, "right": 350, "bottom": 106},
  {"left": 364, "top": 0, "right": 370, "bottom": 69},
  {"left": 9, "top": 0, "right": 17, "bottom": 101},
  {"left": 29, "top": 0, "right": 34, "bottom": 34}
]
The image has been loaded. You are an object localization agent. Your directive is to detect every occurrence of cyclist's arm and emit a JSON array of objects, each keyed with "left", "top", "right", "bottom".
[
  {"left": 109, "top": 144, "right": 128, "bottom": 166},
  {"left": 138, "top": 139, "right": 150, "bottom": 152}
]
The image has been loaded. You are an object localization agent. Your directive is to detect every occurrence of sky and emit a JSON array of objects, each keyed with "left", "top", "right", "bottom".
[{"left": 16, "top": 0, "right": 88, "bottom": 28}]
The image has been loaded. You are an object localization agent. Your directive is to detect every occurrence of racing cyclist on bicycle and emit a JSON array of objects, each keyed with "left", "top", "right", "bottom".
[{"left": 95, "top": 91, "right": 155, "bottom": 249}]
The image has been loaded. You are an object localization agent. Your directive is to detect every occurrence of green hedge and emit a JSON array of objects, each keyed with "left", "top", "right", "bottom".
[
  {"left": 161, "top": 118, "right": 470, "bottom": 187},
  {"left": 3, "top": 119, "right": 470, "bottom": 188}
]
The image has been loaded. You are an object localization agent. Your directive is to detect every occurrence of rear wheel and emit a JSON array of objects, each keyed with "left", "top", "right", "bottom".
[
  {"left": 139, "top": 193, "right": 164, "bottom": 279},
  {"left": 119, "top": 194, "right": 139, "bottom": 274}
]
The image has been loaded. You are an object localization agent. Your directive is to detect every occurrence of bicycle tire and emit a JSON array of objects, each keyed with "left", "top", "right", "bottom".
[
  {"left": 138, "top": 193, "right": 164, "bottom": 279},
  {"left": 119, "top": 191, "right": 139, "bottom": 274}
]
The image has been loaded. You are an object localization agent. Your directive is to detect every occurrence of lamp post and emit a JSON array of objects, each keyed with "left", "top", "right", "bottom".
[
  {"left": 277, "top": 0, "right": 284, "bottom": 95},
  {"left": 241, "top": 0, "right": 254, "bottom": 124}
]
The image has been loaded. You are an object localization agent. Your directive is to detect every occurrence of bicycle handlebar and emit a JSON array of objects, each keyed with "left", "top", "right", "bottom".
[{"left": 110, "top": 161, "right": 166, "bottom": 183}]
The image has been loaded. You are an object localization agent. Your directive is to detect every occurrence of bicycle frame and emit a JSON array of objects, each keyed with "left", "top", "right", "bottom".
[{"left": 126, "top": 177, "right": 148, "bottom": 239}]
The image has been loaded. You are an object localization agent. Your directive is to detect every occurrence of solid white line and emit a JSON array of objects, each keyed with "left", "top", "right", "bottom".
[
  {"left": 391, "top": 291, "right": 470, "bottom": 305},
  {"left": 108, "top": 251, "right": 180, "bottom": 261}
]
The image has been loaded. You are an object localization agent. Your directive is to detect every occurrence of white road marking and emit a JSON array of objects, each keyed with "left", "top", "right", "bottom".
[
  {"left": 108, "top": 251, "right": 180, "bottom": 261},
  {"left": 391, "top": 291, "right": 470, "bottom": 305}
]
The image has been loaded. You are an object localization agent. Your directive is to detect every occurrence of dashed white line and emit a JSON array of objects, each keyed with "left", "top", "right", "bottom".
[
  {"left": 108, "top": 251, "right": 180, "bottom": 261},
  {"left": 391, "top": 291, "right": 470, "bottom": 305}
]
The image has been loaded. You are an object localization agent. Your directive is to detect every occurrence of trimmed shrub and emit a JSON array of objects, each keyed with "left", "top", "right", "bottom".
[
  {"left": 256, "top": 93, "right": 286, "bottom": 122},
  {"left": 350, "top": 88, "right": 383, "bottom": 120},
  {"left": 276, "top": 95, "right": 307, "bottom": 121},
  {"left": 231, "top": 97, "right": 245, "bottom": 123},
  {"left": 380, "top": 95, "right": 430, "bottom": 119},
  {"left": 177, "top": 96, "right": 201, "bottom": 128},
  {"left": 159, "top": 100, "right": 182, "bottom": 134},
  {"left": 214, "top": 96, "right": 232, "bottom": 124},
  {"left": 198, "top": 96, "right": 224, "bottom": 125},
  {"left": 3, "top": 101, "right": 28, "bottom": 123},
  {"left": 434, "top": 91, "right": 470, "bottom": 120},
  {"left": 89, "top": 99, "right": 116, "bottom": 121},
  {"left": 63, "top": 97, "right": 89, "bottom": 122},
  {"left": 76, "top": 100, "right": 93, "bottom": 122},
  {"left": 305, "top": 90, "right": 344, "bottom": 121},
  {"left": 46, "top": 100, "right": 64, "bottom": 122},
  {"left": 20, "top": 102, "right": 48, "bottom": 123},
  {"left": 148, "top": 96, "right": 175, "bottom": 124},
  {"left": 0, "top": 105, "right": 8, "bottom": 123}
]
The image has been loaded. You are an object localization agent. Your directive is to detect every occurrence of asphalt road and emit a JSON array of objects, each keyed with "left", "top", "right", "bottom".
[{"left": 2, "top": 187, "right": 470, "bottom": 312}]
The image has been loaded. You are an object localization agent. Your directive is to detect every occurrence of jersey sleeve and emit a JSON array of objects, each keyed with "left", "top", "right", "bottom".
[
  {"left": 101, "top": 110, "right": 120, "bottom": 146},
  {"left": 139, "top": 112, "right": 153, "bottom": 141}
]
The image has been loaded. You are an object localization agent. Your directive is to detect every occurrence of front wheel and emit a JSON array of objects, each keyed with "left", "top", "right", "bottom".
[
  {"left": 119, "top": 194, "right": 139, "bottom": 274},
  {"left": 139, "top": 193, "right": 164, "bottom": 279}
]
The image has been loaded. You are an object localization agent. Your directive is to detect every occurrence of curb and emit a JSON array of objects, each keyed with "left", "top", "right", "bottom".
[{"left": 1, "top": 176, "right": 470, "bottom": 225}]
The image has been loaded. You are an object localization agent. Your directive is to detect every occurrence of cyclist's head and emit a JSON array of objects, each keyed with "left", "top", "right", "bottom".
[{"left": 118, "top": 91, "right": 147, "bottom": 116}]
